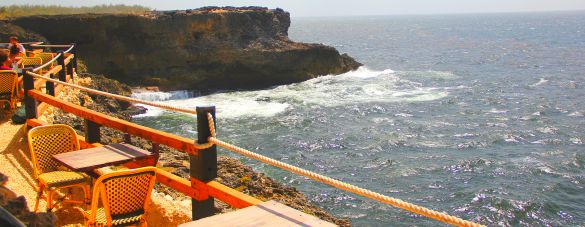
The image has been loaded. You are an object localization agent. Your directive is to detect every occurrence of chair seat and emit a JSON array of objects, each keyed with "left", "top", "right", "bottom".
[
  {"left": 85, "top": 207, "right": 143, "bottom": 226},
  {"left": 38, "top": 171, "right": 88, "bottom": 188}
]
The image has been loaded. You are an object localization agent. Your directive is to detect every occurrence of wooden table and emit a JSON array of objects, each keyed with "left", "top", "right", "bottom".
[
  {"left": 179, "top": 200, "right": 337, "bottom": 227},
  {"left": 52, "top": 143, "right": 154, "bottom": 172}
]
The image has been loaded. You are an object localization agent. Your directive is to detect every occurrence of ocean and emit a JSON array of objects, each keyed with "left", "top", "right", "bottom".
[{"left": 133, "top": 11, "right": 585, "bottom": 226}]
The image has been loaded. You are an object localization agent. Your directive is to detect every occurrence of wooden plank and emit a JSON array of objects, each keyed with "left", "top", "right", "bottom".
[
  {"left": 155, "top": 171, "right": 261, "bottom": 208},
  {"left": 42, "top": 65, "right": 62, "bottom": 77},
  {"left": 33, "top": 65, "right": 62, "bottom": 89},
  {"left": 206, "top": 180, "right": 262, "bottom": 209},
  {"left": 52, "top": 143, "right": 154, "bottom": 172},
  {"left": 29, "top": 90, "right": 199, "bottom": 155},
  {"left": 26, "top": 118, "right": 47, "bottom": 128},
  {"left": 64, "top": 54, "right": 74, "bottom": 65},
  {"left": 179, "top": 200, "right": 336, "bottom": 227},
  {"left": 156, "top": 170, "right": 201, "bottom": 199},
  {"left": 36, "top": 83, "right": 64, "bottom": 115}
]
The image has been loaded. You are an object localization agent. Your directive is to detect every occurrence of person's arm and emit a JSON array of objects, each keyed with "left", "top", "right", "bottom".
[{"left": 18, "top": 44, "right": 26, "bottom": 55}]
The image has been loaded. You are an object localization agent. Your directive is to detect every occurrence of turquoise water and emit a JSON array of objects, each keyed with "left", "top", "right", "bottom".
[{"left": 134, "top": 11, "right": 585, "bottom": 226}]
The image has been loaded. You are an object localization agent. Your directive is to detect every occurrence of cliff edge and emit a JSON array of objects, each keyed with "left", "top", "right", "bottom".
[{"left": 11, "top": 7, "right": 361, "bottom": 91}]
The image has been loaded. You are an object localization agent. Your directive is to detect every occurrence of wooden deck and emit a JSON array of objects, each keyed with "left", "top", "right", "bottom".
[{"left": 180, "top": 200, "right": 336, "bottom": 227}]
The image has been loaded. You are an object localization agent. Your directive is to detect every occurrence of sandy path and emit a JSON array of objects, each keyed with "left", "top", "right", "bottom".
[{"left": 0, "top": 113, "right": 45, "bottom": 211}]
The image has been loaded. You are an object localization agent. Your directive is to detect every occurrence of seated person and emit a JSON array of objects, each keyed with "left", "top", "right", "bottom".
[
  {"left": 7, "top": 36, "right": 26, "bottom": 54},
  {"left": 8, "top": 46, "right": 23, "bottom": 67},
  {"left": 0, "top": 51, "right": 12, "bottom": 70}
]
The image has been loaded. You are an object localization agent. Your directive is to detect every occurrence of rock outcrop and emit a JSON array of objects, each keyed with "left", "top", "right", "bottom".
[
  {"left": 0, "top": 20, "right": 47, "bottom": 43},
  {"left": 10, "top": 7, "right": 361, "bottom": 91}
]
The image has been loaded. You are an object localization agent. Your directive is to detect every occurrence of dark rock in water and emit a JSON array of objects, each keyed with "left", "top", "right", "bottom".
[{"left": 10, "top": 7, "right": 361, "bottom": 91}]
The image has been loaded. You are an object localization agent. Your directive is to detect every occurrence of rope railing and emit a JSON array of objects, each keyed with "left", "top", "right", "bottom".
[
  {"left": 22, "top": 45, "right": 483, "bottom": 226},
  {"left": 26, "top": 71, "right": 198, "bottom": 115},
  {"left": 203, "top": 113, "right": 482, "bottom": 227},
  {"left": 29, "top": 43, "right": 71, "bottom": 48},
  {"left": 63, "top": 45, "right": 75, "bottom": 53}
]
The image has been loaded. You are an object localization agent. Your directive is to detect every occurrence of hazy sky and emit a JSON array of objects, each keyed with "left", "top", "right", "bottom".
[{"left": 3, "top": 0, "right": 585, "bottom": 17}]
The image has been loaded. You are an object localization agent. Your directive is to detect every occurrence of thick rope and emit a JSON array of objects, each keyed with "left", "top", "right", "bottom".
[
  {"left": 26, "top": 71, "right": 198, "bottom": 115},
  {"left": 205, "top": 114, "right": 482, "bottom": 227},
  {"left": 193, "top": 113, "right": 217, "bottom": 150},
  {"left": 207, "top": 112, "right": 216, "bottom": 138}
]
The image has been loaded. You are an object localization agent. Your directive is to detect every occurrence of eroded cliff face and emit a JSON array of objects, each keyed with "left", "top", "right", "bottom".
[{"left": 12, "top": 7, "right": 361, "bottom": 91}]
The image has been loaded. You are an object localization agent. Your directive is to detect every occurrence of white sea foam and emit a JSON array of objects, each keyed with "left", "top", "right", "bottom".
[
  {"left": 131, "top": 90, "right": 194, "bottom": 101},
  {"left": 530, "top": 78, "right": 549, "bottom": 87},
  {"left": 133, "top": 67, "right": 450, "bottom": 119}
]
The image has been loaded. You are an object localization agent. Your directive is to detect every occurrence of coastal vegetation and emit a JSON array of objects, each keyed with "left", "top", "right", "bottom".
[{"left": 0, "top": 4, "right": 150, "bottom": 19}]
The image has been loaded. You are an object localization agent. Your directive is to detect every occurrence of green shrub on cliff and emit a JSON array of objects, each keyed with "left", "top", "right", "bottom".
[{"left": 0, "top": 4, "right": 151, "bottom": 19}]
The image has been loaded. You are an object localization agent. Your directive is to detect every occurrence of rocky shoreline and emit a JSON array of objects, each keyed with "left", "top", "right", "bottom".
[
  {"left": 10, "top": 7, "right": 361, "bottom": 91},
  {"left": 44, "top": 73, "right": 350, "bottom": 226}
]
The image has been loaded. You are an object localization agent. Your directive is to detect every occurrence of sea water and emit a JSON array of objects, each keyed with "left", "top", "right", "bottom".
[{"left": 134, "top": 11, "right": 585, "bottom": 226}]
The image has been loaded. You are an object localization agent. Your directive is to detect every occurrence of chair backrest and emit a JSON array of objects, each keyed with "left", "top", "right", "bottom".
[
  {"left": 27, "top": 124, "right": 80, "bottom": 176},
  {"left": 27, "top": 49, "right": 43, "bottom": 57},
  {"left": 33, "top": 53, "right": 55, "bottom": 68},
  {"left": 19, "top": 57, "right": 42, "bottom": 68},
  {"left": 0, "top": 70, "right": 17, "bottom": 96},
  {"left": 90, "top": 167, "right": 157, "bottom": 226}
]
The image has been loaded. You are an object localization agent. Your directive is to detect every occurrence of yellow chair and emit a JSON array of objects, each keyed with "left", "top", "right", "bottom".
[
  {"left": 0, "top": 70, "right": 18, "bottom": 109},
  {"left": 28, "top": 124, "right": 91, "bottom": 212},
  {"left": 19, "top": 57, "right": 42, "bottom": 69},
  {"left": 79, "top": 167, "right": 157, "bottom": 227},
  {"left": 34, "top": 53, "right": 56, "bottom": 70},
  {"left": 27, "top": 49, "right": 43, "bottom": 57}
]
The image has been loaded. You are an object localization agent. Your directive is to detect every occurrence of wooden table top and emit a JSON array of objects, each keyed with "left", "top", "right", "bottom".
[
  {"left": 179, "top": 200, "right": 337, "bottom": 227},
  {"left": 52, "top": 143, "right": 154, "bottom": 172}
]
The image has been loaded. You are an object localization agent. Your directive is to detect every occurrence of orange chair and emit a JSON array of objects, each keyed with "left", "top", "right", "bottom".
[
  {"left": 0, "top": 70, "right": 19, "bottom": 109},
  {"left": 19, "top": 57, "right": 42, "bottom": 69},
  {"left": 28, "top": 124, "right": 91, "bottom": 212},
  {"left": 33, "top": 53, "right": 56, "bottom": 73},
  {"left": 78, "top": 167, "right": 157, "bottom": 227},
  {"left": 34, "top": 53, "right": 56, "bottom": 67}
]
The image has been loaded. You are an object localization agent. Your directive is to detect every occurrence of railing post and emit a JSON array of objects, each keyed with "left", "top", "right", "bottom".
[
  {"left": 191, "top": 106, "right": 217, "bottom": 220},
  {"left": 124, "top": 134, "right": 132, "bottom": 144},
  {"left": 56, "top": 51, "right": 66, "bottom": 82},
  {"left": 84, "top": 120, "right": 101, "bottom": 144},
  {"left": 71, "top": 43, "right": 78, "bottom": 71},
  {"left": 46, "top": 73, "right": 55, "bottom": 96},
  {"left": 66, "top": 57, "right": 73, "bottom": 77},
  {"left": 151, "top": 142, "right": 160, "bottom": 166},
  {"left": 23, "top": 68, "right": 37, "bottom": 120}
]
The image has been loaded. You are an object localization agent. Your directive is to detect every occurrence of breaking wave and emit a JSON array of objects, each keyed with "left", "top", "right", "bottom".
[{"left": 133, "top": 67, "right": 450, "bottom": 119}]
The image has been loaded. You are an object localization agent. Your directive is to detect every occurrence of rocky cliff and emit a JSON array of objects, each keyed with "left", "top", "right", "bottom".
[{"left": 11, "top": 7, "right": 361, "bottom": 91}]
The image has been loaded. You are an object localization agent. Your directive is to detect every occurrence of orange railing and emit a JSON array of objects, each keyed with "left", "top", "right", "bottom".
[{"left": 20, "top": 44, "right": 263, "bottom": 220}]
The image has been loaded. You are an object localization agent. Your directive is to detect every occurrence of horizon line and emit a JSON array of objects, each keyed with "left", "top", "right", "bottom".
[{"left": 290, "top": 8, "right": 585, "bottom": 18}]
